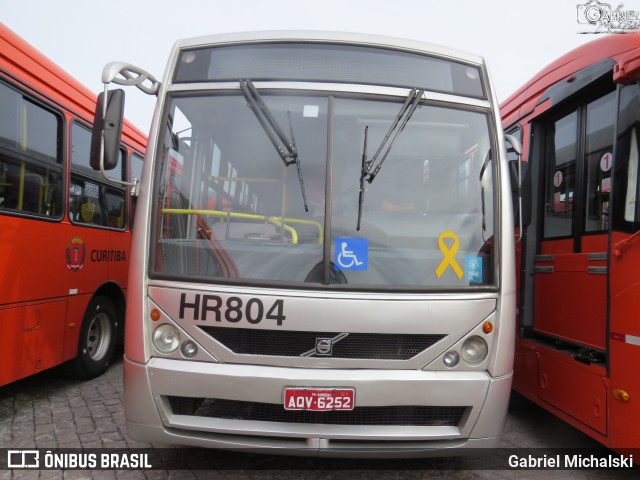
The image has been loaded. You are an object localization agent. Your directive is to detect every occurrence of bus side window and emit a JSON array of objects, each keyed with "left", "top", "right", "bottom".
[
  {"left": 69, "top": 123, "right": 126, "bottom": 229},
  {"left": 0, "top": 83, "right": 63, "bottom": 218},
  {"left": 613, "top": 82, "right": 640, "bottom": 230}
]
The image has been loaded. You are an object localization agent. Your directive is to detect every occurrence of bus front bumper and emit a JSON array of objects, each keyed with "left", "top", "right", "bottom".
[{"left": 124, "top": 356, "right": 512, "bottom": 457}]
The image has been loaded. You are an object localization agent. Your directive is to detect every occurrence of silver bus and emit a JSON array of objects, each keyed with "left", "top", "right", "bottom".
[{"left": 91, "top": 31, "right": 522, "bottom": 456}]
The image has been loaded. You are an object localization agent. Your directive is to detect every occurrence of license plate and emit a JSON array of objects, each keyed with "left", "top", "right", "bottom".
[{"left": 283, "top": 387, "right": 355, "bottom": 411}]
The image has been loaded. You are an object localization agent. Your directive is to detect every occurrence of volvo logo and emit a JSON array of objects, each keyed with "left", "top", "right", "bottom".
[
  {"left": 300, "top": 333, "right": 349, "bottom": 357},
  {"left": 315, "top": 338, "right": 333, "bottom": 355}
]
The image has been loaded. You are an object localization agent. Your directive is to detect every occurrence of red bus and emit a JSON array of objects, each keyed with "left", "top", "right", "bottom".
[
  {"left": 501, "top": 34, "right": 640, "bottom": 450},
  {"left": 0, "top": 24, "right": 146, "bottom": 386}
]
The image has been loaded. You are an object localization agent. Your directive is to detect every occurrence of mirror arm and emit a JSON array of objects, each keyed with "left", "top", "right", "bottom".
[{"left": 102, "top": 61, "right": 160, "bottom": 95}]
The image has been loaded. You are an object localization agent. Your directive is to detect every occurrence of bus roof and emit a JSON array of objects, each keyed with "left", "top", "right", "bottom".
[
  {"left": 171, "top": 30, "right": 486, "bottom": 67},
  {"left": 0, "top": 23, "right": 146, "bottom": 148},
  {"left": 500, "top": 33, "right": 640, "bottom": 128}
]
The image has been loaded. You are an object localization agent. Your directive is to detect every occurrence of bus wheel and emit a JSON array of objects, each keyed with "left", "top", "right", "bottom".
[{"left": 68, "top": 296, "right": 118, "bottom": 379}]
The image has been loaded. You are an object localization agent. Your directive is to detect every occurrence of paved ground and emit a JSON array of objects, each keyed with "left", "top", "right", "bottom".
[{"left": 0, "top": 352, "right": 637, "bottom": 479}]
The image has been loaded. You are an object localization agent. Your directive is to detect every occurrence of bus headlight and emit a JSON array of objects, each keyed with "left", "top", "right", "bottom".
[
  {"left": 152, "top": 324, "right": 180, "bottom": 354},
  {"left": 460, "top": 336, "right": 488, "bottom": 365}
]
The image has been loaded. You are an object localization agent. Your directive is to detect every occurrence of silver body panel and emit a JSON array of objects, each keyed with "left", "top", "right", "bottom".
[
  {"left": 124, "top": 284, "right": 513, "bottom": 455},
  {"left": 125, "top": 356, "right": 512, "bottom": 455},
  {"left": 123, "top": 31, "right": 516, "bottom": 457}
]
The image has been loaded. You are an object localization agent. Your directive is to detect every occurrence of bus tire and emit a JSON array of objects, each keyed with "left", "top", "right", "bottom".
[{"left": 68, "top": 295, "right": 118, "bottom": 379}]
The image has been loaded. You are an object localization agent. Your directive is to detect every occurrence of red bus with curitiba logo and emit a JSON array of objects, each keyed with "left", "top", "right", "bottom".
[
  {"left": 0, "top": 24, "right": 146, "bottom": 386},
  {"left": 501, "top": 34, "right": 640, "bottom": 452}
]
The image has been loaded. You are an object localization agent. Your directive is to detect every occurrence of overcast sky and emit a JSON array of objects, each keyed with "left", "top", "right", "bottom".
[{"left": 3, "top": 0, "right": 623, "bottom": 132}]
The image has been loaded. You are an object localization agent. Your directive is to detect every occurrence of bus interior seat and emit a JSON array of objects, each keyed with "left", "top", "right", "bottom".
[{"left": 80, "top": 201, "right": 96, "bottom": 223}]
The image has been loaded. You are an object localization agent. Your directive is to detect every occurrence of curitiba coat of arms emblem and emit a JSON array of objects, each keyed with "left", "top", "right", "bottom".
[{"left": 66, "top": 236, "right": 86, "bottom": 271}]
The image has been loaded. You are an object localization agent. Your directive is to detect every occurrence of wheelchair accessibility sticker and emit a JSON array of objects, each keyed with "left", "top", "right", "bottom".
[{"left": 335, "top": 237, "right": 368, "bottom": 270}]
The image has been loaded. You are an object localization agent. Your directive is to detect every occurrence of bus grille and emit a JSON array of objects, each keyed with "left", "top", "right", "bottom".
[
  {"left": 198, "top": 326, "right": 446, "bottom": 360},
  {"left": 166, "top": 396, "right": 466, "bottom": 427}
]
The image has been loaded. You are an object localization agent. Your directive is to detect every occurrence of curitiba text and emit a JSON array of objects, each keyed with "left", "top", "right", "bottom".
[{"left": 90, "top": 249, "right": 127, "bottom": 262}]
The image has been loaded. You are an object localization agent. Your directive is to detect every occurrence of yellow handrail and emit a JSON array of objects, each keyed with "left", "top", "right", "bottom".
[
  {"left": 161, "top": 208, "right": 324, "bottom": 245},
  {"left": 270, "top": 216, "right": 324, "bottom": 244}
]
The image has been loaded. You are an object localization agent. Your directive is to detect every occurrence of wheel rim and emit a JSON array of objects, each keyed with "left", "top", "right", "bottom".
[{"left": 85, "top": 312, "right": 112, "bottom": 361}]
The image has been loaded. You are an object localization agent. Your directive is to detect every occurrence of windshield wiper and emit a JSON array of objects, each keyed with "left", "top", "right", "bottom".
[
  {"left": 240, "top": 79, "right": 308, "bottom": 211},
  {"left": 479, "top": 150, "right": 492, "bottom": 238},
  {"left": 357, "top": 126, "right": 370, "bottom": 231},
  {"left": 356, "top": 89, "right": 423, "bottom": 229},
  {"left": 365, "top": 88, "right": 424, "bottom": 184}
]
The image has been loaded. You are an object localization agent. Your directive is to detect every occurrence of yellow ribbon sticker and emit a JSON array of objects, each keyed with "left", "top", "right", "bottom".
[{"left": 435, "top": 231, "right": 463, "bottom": 279}]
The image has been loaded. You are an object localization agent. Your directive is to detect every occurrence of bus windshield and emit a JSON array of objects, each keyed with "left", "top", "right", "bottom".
[{"left": 153, "top": 89, "right": 495, "bottom": 289}]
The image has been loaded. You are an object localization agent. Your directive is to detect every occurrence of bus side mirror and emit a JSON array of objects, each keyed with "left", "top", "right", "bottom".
[
  {"left": 504, "top": 134, "right": 531, "bottom": 241},
  {"left": 90, "top": 89, "right": 125, "bottom": 171},
  {"left": 509, "top": 160, "right": 531, "bottom": 227}
]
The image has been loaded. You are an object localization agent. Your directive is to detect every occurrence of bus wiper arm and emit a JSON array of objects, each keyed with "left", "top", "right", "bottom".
[
  {"left": 365, "top": 88, "right": 424, "bottom": 184},
  {"left": 357, "top": 125, "right": 370, "bottom": 231},
  {"left": 240, "top": 79, "right": 296, "bottom": 165},
  {"left": 288, "top": 110, "right": 308, "bottom": 212},
  {"left": 240, "top": 79, "right": 308, "bottom": 211}
]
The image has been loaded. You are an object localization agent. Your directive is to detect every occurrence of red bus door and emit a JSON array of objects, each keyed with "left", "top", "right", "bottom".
[{"left": 532, "top": 89, "right": 617, "bottom": 436}]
